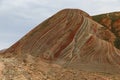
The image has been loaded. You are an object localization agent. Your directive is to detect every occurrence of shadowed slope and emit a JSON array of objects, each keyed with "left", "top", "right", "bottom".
[{"left": 3, "top": 9, "right": 120, "bottom": 74}]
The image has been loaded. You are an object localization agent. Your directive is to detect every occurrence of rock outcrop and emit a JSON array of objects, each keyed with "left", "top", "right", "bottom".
[
  {"left": 0, "top": 9, "right": 120, "bottom": 80},
  {"left": 93, "top": 12, "right": 120, "bottom": 49}
]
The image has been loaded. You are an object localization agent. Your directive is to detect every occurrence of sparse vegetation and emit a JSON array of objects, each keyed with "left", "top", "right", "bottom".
[
  {"left": 92, "top": 12, "right": 120, "bottom": 49},
  {"left": 114, "top": 37, "right": 120, "bottom": 49}
]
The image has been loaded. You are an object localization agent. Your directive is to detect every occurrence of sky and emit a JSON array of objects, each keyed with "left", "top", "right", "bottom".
[{"left": 0, "top": 0, "right": 120, "bottom": 50}]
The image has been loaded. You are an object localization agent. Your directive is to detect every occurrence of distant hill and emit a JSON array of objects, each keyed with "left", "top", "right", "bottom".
[{"left": 92, "top": 12, "right": 120, "bottom": 49}]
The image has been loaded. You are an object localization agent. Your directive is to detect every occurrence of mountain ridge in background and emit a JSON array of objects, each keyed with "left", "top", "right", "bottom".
[
  {"left": 93, "top": 12, "right": 120, "bottom": 49},
  {"left": 0, "top": 9, "right": 120, "bottom": 80}
]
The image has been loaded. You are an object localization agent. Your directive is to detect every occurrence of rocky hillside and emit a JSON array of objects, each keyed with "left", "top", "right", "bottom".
[
  {"left": 93, "top": 12, "right": 120, "bottom": 49},
  {"left": 0, "top": 9, "right": 120, "bottom": 80}
]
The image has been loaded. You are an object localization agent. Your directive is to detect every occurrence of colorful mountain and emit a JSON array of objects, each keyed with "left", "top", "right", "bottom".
[{"left": 0, "top": 9, "right": 120, "bottom": 80}]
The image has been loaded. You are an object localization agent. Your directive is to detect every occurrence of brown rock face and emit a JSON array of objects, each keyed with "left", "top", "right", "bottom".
[
  {"left": 113, "top": 19, "right": 120, "bottom": 35},
  {"left": 92, "top": 12, "right": 120, "bottom": 49},
  {"left": 97, "top": 28, "right": 116, "bottom": 45},
  {"left": 1, "top": 9, "right": 120, "bottom": 80},
  {"left": 101, "top": 17, "right": 112, "bottom": 29}
]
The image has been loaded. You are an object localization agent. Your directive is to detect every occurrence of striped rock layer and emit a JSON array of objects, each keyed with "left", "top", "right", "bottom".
[{"left": 4, "top": 9, "right": 120, "bottom": 73}]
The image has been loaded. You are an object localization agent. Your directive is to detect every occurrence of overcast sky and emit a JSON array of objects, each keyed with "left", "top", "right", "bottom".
[{"left": 0, "top": 0, "right": 120, "bottom": 50}]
